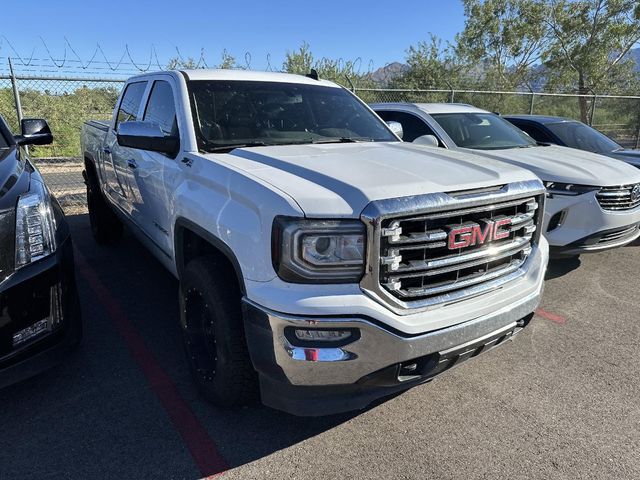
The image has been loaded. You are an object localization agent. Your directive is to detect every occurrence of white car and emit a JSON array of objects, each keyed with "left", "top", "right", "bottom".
[{"left": 372, "top": 103, "right": 640, "bottom": 256}]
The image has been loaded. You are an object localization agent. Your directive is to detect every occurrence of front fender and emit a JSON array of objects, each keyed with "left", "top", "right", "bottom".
[{"left": 172, "top": 157, "right": 303, "bottom": 283}]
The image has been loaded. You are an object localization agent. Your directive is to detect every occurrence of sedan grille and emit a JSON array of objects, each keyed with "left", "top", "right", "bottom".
[
  {"left": 596, "top": 184, "right": 640, "bottom": 211},
  {"left": 377, "top": 196, "right": 540, "bottom": 305}
]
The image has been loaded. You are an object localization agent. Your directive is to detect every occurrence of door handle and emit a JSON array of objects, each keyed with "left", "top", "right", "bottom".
[
  {"left": 127, "top": 159, "right": 138, "bottom": 169},
  {"left": 103, "top": 147, "right": 111, "bottom": 155}
]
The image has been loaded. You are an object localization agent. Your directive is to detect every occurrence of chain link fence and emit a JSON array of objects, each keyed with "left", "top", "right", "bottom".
[
  {"left": 0, "top": 74, "right": 124, "bottom": 213},
  {"left": 1, "top": 74, "right": 640, "bottom": 214}
]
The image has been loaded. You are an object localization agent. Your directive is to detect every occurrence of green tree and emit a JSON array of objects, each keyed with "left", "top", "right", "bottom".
[
  {"left": 456, "top": 0, "right": 548, "bottom": 89},
  {"left": 166, "top": 50, "right": 241, "bottom": 70},
  {"left": 166, "top": 57, "right": 199, "bottom": 69},
  {"left": 543, "top": 0, "right": 640, "bottom": 121},
  {"left": 282, "top": 42, "right": 315, "bottom": 75},
  {"left": 217, "top": 49, "right": 239, "bottom": 69},
  {"left": 282, "top": 42, "right": 374, "bottom": 88},
  {"left": 394, "top": 34, "right": 463, "bottom": 91}
]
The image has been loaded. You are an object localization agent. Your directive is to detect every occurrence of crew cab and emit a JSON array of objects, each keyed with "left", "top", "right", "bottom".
[
  {"left": 81, "top": 70, "right": 548, "bottom": 416},
  {"left": 0, "top": 116, "right": 81, "bottom": 389},
  {"left": 372, "top": 103, "right": 640, "bottom": 256}
]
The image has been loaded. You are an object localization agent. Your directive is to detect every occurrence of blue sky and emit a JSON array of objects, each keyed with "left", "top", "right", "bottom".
[{"left": 0, "top": 0, "right": 465, "bottom": 73}]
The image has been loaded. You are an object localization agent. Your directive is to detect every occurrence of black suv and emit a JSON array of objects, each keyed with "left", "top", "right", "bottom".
[{"left": 0, "top": 115, "right": 81, "bottom": 388}]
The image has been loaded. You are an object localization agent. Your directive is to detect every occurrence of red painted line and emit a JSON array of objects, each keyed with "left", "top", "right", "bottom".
[
  {"left": 74, "top": 250, "right": 228, "bottom": 477},
  {"left": 535, "top": 308, "right": 566, "bottom": 325}
]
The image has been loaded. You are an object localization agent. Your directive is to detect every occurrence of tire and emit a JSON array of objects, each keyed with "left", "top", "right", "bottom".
[
  {"left": 85, "top": 168, "right": 123, "bottom": 245},
  {"left": 180, "top": 256, "right": 258, "bottom": 407}
]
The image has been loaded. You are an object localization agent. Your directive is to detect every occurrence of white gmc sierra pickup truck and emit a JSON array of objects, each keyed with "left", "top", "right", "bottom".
[{"left": 81, "top": 70, "right": 548, "bottom": 416}]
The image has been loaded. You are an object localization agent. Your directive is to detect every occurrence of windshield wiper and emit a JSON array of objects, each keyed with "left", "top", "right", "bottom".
[
  {"left": 310, "top": 137, "right": 375, "bottom": 144},
  {"left": 205, "top": 141, "right": 270, "bottom": 153}
]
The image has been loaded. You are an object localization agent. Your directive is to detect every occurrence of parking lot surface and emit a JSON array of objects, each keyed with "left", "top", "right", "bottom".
[{"left": 1, "top": 214, "right": 639, "bottom": 480}]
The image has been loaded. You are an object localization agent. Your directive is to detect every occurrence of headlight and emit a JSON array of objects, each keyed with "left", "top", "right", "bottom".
[
  {"left": 544, "top": 181, "right": 599, "bottom": 196},
  {"left": 15, "top": 178, "right": 57, "bottom": 268},
  {"left": 272, "top": 217, "right": 365, "bottom": 283}
]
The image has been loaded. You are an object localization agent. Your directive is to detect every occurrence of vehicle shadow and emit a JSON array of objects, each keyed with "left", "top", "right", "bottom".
[
  {"left": 626, "top": 237, "right": 640, "bottom": 247},
  {"left": 545, "top": 255, "right": 582, "bottom": 280},
  {"left": 0, "top": 214, "right": 366, "bottom": 478}
]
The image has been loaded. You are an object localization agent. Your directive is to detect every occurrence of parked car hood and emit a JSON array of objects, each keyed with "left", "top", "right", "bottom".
[
  {"left": 608, "top": 149, "right": 640, "bottom": 168},
  {"left": 0, "top": 147, "right": 30, "bottom": 211},
  {"left": 465, "top": 145, "right": 640, "bottom": 186},
  {"left": 209, "top": 142, "right": 538, "bottom": 217}
]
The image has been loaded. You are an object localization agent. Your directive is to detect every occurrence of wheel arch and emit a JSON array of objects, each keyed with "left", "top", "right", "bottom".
[{"left": 174, "top": 217, "right": 246, "bottom": 295}]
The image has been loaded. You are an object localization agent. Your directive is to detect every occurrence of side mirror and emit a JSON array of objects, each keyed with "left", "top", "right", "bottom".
[
  {"left": 15, "top": 118, "right": 53, "bottom": 146},
  {"left": 386, "top": 121, "right": 403, "bottom": 140},
  {"left": 413, "top": 134, "right": 439, "bottom": 148},
  {"left": 117, "top": 121, "right": 179, "bottom": 156}
]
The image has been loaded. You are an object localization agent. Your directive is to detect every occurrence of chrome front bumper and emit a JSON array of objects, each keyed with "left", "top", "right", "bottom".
[{"left": 242, "top": 274, "right": 543, "bottom": 415}]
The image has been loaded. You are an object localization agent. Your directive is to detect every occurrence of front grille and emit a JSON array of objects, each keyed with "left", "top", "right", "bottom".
[
  {"left": 596, "top": 184, "right": 640, "bottom": 211},
  {"left": 376, "top": 195, "right": 541, "bottom": 305}
]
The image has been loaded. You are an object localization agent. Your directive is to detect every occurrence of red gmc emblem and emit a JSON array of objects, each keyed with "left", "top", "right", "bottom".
[{"left": 447, "top": 218, "right": 512, "bottom": 250}]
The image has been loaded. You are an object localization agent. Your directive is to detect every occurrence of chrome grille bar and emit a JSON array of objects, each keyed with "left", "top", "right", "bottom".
[
  {"left": 388, "top": 236, "right": 531, "bottom": 274},
  {"left": 596, "top": 184, "right": 640, "bottom": 211},
  {"left": 360, "top": 180, "right": 546, "bottom": 315},
  {"left": 394, "top": 259, "right": 525, "bottom": 298}
]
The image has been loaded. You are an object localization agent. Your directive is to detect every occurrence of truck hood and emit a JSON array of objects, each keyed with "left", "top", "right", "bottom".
[
  {"left": 208, "top": 142, "right": 537, "bottom": 217},
  {"left": 465, "top": 144, "right": 640, "bottom": 186}
]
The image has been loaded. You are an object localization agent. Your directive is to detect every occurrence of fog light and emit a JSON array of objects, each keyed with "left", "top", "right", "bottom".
[
  {"left": 294, "top": 329, "right": 352, "bottom": 342},
  {"left": 11, "top": 285, "right": 63, "bottom": 348},
  {"left": 12, "top": 319, "right": 50, "bottom": 347}
]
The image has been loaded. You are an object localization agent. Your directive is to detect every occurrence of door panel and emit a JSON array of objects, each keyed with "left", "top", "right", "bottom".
[
  {"left": 105, "top": 81, "right": 148, "bottom": 216},
  {"left": 128, "top": 79, "right": 181, "bottom": 256}
]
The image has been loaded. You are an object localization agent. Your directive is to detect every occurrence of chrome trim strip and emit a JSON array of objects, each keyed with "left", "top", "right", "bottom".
[
  {"left": 391, "top": 243, "right": 528, "bottom": 279},
  {"left": 395, "top": 260, "right": 523, "bottom": 298},
  {"left": 392, "top": 235, "right": 531, "bottom": 273}
]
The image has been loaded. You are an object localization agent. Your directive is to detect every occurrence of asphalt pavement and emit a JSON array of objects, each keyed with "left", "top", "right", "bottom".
[{"left": 0, "top": 214, "right": 638, "bottom": 480}]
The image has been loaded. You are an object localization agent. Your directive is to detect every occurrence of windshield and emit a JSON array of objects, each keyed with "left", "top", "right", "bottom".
[
  {"left": 546, "top": 121, "right": 621, "bottom": 154},
  {"left": 431, "top": 112, "right": 537, "bottom": 150},
  {"left": 188, "top": 80, "right": 397, "bottom": 152}
]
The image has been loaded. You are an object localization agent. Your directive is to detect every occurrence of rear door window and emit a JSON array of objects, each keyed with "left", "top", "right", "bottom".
[
  {"left": 376, "top": 110, "right": 437, "bottom": 142},
  {"left": 115, "top": 82, "right": 147, "bottom": 129},
  {"left": 510, "top": 121, "right": 555, "bottom": 143}
]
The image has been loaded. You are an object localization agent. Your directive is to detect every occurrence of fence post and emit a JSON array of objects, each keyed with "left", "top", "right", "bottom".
[
  {"left": 445, "top": 80, "right": 455, "bottom": 103},
  {"left": 589, "top": 93, "right": 597, "bottom": 126},
  {"left": 8, "top": 58, "right": 24, "bottom": 124},
  {"left": 525, "top": 84, "right": 535, "bottom": 114},
  {"left": 635, "top": 108, "right": 640, "bottom": 149}
]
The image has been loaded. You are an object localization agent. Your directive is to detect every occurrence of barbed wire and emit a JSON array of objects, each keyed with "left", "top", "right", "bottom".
[{"left": 0, "top": 36, "right": 379, "bottom": 78}]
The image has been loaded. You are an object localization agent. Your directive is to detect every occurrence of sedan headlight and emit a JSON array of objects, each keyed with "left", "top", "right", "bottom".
[
  {"left": 272, "top": 217, "right": 365, "bottom": 283},
  {"left": 544, "top": 181, "right": 599, "bottom": 196},
  {"left": 15, "top": 178, "right": 57, "bottom": 268}
]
